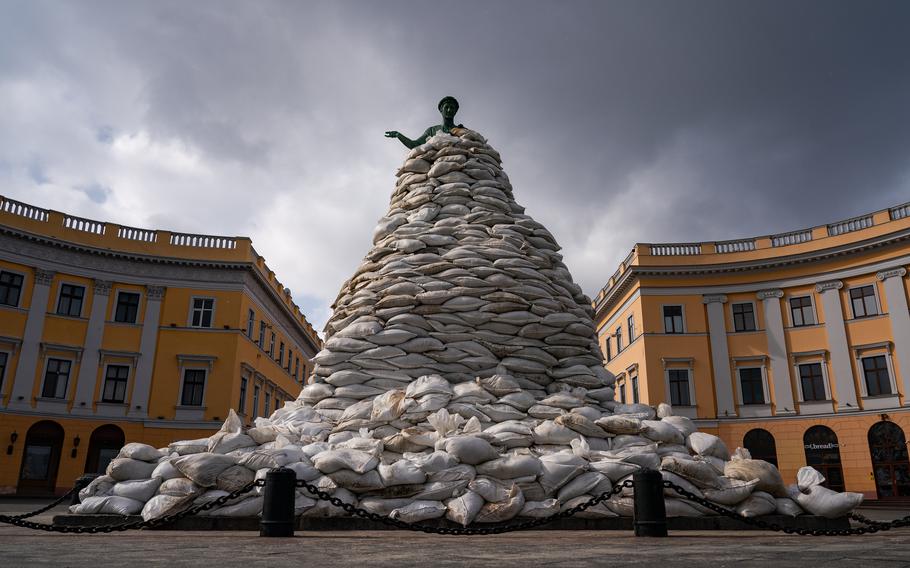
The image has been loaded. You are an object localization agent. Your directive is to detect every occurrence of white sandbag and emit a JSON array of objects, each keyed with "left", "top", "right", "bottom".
[
  {"left": 371, "top": 390, "right": 412, "bottom": 422},
  {"left": 209, "top": 433, "right": 258, "bottom": 455},
  {"left": 656, "top": 403, "right": 673, "bottom": 418},
  {"left": 141, "top": 494, "right": 193, "bottom": 521},
  {"left": 379, "top": 460, "right": 427, "bottom": 486},
  {"left": 557, "top": 471, "right": 605, "bottom": 502},
  {"left": 475, "top": 455, "right": 541, "bottom": 479},
  {"left": 312, "top": 448, "right": 379, "bottom": 474},
  {"left": 797, "top": 466, "right": 826, "bottom": 491},
  {"left": 736, "top": 491, "right": 777, "bottom": 517},
  {"left": 561, "top": 495, "right": 619, "bottom": 518},
  {"left": 172, "top": 454, "right": 238, "bottom": 487},
  {"left": 605, "top": 496, "right": 634, "bottom": 516},
  {"left": 445, "top": 491, "right": 485, "bottom": 526},
  {"left": 79, "top": 475, "right": 116, "bottom": 501},
  {"left": 92, "top": 496, "right": 142, "bottom": 515},
  {"left": 158, "top": 477, "right": 201, "bottom": 497},
  {"left": 538, "top": 453, "right": 588, "bottom": 494},
  {"left": 775, "top": 497, "right": 804, "bottom": 517},
  {"left": 589, "top": 459, "right": 640, "bottom": 483},
  {"left": 287, "top": 461, "right": 322, "bottom": 482},
  {"left": 660, "top": 456, "right": 721, "bottom": 489},
  {"left": 389, "top": 500, "right": 447, "bottom": 522},
  {"left": 294, "top": 492, "right": 317, "bottom": 515},
  {"left": 204, "top": 496, "right": 264, "bottom": 517},
  {"left": 112, "top": 478, "right": 162, "bottom": 503},
  {"left": 442, "top": 436, "right": 500, "bottom": 465},
  {"left": 519, "top": 499, "right": 560, "bottom": 518},
  {"left": 789, "top": 483, "right": 864, "bottom": 518},
  {"left": 724, "top": 459, "right": 786, "bottom": 497},
  {"left": 665, "top": 498, "right": 706, "bottom": 517},
  {"left": 474, "top": 485, "right": 525, "bottom": 523},
  {"left": 358, "top": 497, "right": 416, "bottom": 516},
  {"left": 661, "top": 470, "right": 704, "bottom": 499},
  {"left": 117, "top": 443, "right": 165, "bottom": 462},
  {"left": 703, "top": 477, "right": 759, "bottom": 506},
  {"left": 406, "top": 375, "right": 453, "bottom": 398},
  {"left": 151, "top": 459, "right": 182, "bottom": 481},
  {"left": 555, "top": 414, "right": 608, "bottom": 438},
  {"left": 106, "top": 458, "right": 158, "bottom": 481},
  {"left": 594, "top": 416, "right": 641, "bottom": 435},
  {"left": 168, "top": 438, "right": 211, "bottom": 455},
  {"left": 216, "top": 465, "right": 256, "bottom": 492},
  {"left": 407, "top": 451, "right": 458, "bottom": 473},
  {"left": 468, "top": 477, "right": 514, "bottom": 503},
  {"left": 301, "top": 488, "right": 356, "bottom": 518},
  {"left": 69, "top": 496, "right": 108, "bottom": 514},
  {"left": 532, "top": 420, "right": 580, "bottom": 445},
  {"left": 661, "top": 415, "right": 697, "bottom": 437},
  {"left": 639, "top": 420, "right": 684, "bottom": 445},
  {"left": 246, "top": 426, "right": 279, "bottom": 445},
  {"left": 327, "top": 469, "right": 385, "bottom": 493},
  {"left": 686, "top": 432, "right": 730, "bottom": 460}
]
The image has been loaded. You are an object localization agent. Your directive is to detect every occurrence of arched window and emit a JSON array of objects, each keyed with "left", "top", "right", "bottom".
[
  {"left": 18, "top": 420, "right": 65, "bottom": 495},
  {"left": 868, "top": 421, "right": 910, "bottom": 499},
  {"left": 803, "top": 425, "right": 845, "bottom": 492},
  {"left": 84, "top": 424, "right": 125, "bottom": 475},
  {"left": 743, "top": 428, "right": 778, "bottom": 467}
]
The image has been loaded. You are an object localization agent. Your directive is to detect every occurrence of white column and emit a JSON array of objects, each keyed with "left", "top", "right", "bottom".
[
  {"left": 815, "top": 280, "right": 859, "bottom": 411},
  {"left": 6, "top": 268, "right": 55, "bottom": 410},
  {"left": 127, "top": 285, "right": 165, "bottom": 417},
  {"left": 71, "top": 279, "right": 111, "bottom": 414},
  {"left": 877, "top": 267, "right": 910, "bottom": 400},
  {"left": 756, "top": 289, "right": 796, "bottom": 414},
  {"left": 703, "top": 294, "right": 736, "bottom": 417}
]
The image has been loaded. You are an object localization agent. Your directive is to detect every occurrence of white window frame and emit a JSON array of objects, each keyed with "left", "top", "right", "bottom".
[
  {"left": 614, "top": 372, "right": 627, "bottom": 404},
  {"left": 847, "top": 282, "right": 883, "bottom": 320},
  {"left": 730, "top": 301, "right": 758, "bottom": 332},
  {"left": 175, "top": 354, "right": 216, "bottom": 419},
  {"left": 733, "top": 357, "right": 770, "bottom": 407},
  {"left": 0, "top": 350, "right": 10, "bottom": 392},
  {"left": 100, "top": 362, "right": 132, "bottom": 404},
  {"left": 188, "top": 296, "right": 216, "bottom": 328},
  {"left": 786, "top": 294, "right": 818, "bottom": 328},
  {"left": 252, "top": 383, "right": 261, "bottom": 419},
  {"left": 792, "top": 357, "right": 831, "bottom": 403},
  {"left": 854, "top": 343, "right": 898, "bottom": 398},
  {"left": 178, "top": 367, "right": 208, "bottom": 407},
  {"left": 246, "top": 309, "right": 256, "bottom": 337},
  {"left": 39, "top": 356, "right": 74, "bottom": 400},
  {"left": 0, "top": 267, "right": 28, "bottom": 309},
  {"left": 627, "top": 314, "right": 635, "bottom": 342},
  {"left": 661, "top": 304, "right": 686, "bottom": 334},
  {"left": 112, "top": 289, "right": 142, "bottom": 324},
  {"left": 54, "top": 281, "right": 87, "bottom": 318}
]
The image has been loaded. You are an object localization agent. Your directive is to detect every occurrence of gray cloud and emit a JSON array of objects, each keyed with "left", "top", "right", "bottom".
[{"left": 1, "top": 0, "right": 908, "bottom": 331}]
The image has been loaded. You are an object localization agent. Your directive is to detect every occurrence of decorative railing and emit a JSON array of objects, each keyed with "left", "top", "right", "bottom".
[
  {"left": 770, "top": 229, "right": 813, "bottom": 247},
  {"left": 715, "top": 238, "right": 756, "bottom": 253},
  {"left": 649, "top": 243, "right": 702, "bottom": 256},
  {"left": 890, "top": 203, "right": 910, "bottom": 221},
  {"left": 63, "top": 214, "right": 106, "bottom": 235},
  {"left": 1, "top": 197, "right": 49, "bottom": 222},
  {"left": 117, "top": 225, "right": 158, "bottom": 243},
  {"left": 169, "top": 232, "right": 237, "bottom": 249},
  {"left": 827, "top": 214, "right": 873, "bottom": 237}
]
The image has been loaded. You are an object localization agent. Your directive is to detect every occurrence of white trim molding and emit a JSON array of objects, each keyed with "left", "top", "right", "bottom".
[
  {"left": 876, "top": 267, "right": 907, "bottom": 281},
  {"left": 702, "top": 294, "right": 728, "bottom": 304},
  {"left": 814, "top": 280, "right": 844, "bottom": 293},
  {"left": 756, "top": 289, "right": 784, "bottom": 300}
]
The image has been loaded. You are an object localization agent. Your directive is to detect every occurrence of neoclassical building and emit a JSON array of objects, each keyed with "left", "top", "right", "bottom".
[
  {"left": 0, "top": 195, "right": 321, "bottom": 495},
  {"left": 594, "top": 202, "right": 910, "bottom": 500}
]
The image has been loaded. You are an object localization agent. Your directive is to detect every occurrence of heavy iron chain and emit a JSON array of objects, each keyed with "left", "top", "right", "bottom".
[
  {"left": 0, "top": 480, "right": 259, "bottom": 533},
  {"left": 5, "top": 486, "right": 79, "bottom": 520},
  {"left": 294, "top": 478, "right": 633, "bottom": 535},
  {"left": 662, "top": 480, "right": 910, "bottom": 536}
]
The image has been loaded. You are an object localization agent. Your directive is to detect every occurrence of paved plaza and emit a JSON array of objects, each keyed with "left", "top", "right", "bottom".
[{"left": 2, "top": 499, "right": 909, "bottom": 567}]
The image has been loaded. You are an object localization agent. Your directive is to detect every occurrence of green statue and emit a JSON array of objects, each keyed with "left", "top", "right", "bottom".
[{"left": 385, "top": 96, "right": 464, "bottom": 149}]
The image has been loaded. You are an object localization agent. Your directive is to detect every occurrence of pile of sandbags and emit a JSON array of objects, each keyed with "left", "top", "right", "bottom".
[{"left": 71, "top": 130, "right": 863, "bottom": 523}]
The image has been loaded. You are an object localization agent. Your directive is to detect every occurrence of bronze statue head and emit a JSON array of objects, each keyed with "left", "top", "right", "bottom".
[{"left": 438, "top": 96, "right": 459, "bottom": 119}]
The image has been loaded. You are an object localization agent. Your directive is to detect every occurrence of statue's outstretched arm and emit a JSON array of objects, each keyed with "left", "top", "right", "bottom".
[{"left": 384, "top": 128, "right": 433, "bottom": 149}]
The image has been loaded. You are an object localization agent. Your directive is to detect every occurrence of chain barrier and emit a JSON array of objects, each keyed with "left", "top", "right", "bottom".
[
  {"left": 294, "top": 478, "right": 632, "bottom": 535},
  {"left": 661, "top": 480, "right": 910, "bottom": 536},
  {"left": 0, "top": 480, "right": 258, "bottom": 533},
  {"left": 4, "top": 486, "right": 79, "bottom": 521}
]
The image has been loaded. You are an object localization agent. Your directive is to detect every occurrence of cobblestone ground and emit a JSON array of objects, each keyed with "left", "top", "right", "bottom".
[{"left": 2, "top": 500, "right": 909, "bottom": 567}]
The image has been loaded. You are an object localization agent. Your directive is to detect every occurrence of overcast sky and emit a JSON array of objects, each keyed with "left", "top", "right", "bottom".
[{"left": 2, "top": 0, "right": 908, "bottom": 331}]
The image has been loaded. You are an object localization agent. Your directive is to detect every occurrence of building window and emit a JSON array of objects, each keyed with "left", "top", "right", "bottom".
[
  {"left": 259, "top": 321, "right": 267, "bottom": 346},
  {"left": 605, "top": 337, "right": 612, "bottom": 362},
  {"left": 181, "top": 369, "right": 206, "bottom": 406},
  {"left": 627, "top": 315, "right": 635, "bottom": 342},
  {"left": 631, "top": 374, "right": 639, "bottom": 404},
  {"left": 279, "top": 342, "right": 285, "bottom": 365},
  {"left": 56, "top": 284, "right": 85, "bottom": 317},
  {"left": 668, "top": 369, "right": 691, "bottom": 406},
  {"left": 252, "top": 385, "right": 261, "bottom": 419},
  {"left": 789, "top": 296, "right": 815, "bottom": 327},
  {"left": 0, "top": 271, "right": 24, "bottom": 307},
  {"left": 663, "top": 305, "right": 684, "bottom": 334},
  {"left": 739, "top": 368, "right": 765, "bottom": 405},
  {"left": 264, "top": 391, "right": 271, "bottom": 418},
  {"left": 42, "top": 358, "right": 71, "bottom": 399},
  {"left": 862, "top": 355, "right": 892, "bottom": 396},
  {"left": 294, "top": 357, "right": 300, "bottom": 381},
  {"left": 190, "top": 298, "right": 214, "bottom": 328},
  {"left": 799, "top": 363, "right": 826, "bottom": 401},
  {"left": 114, "top": 292, "right": 140, "bottom": 323},
  {"left": 274, "top": 396, "right": 280, "bottom": 412},
  {"left": 0, "top": 352, "right": 8, "bottom": 390},
  {"left": 239, "top": 376, "right": 248, "bottom": 414},
  {"left": 246, "top": 309, "right": 255, "bottom": 337},
  {"left": 732, "top": 303, "right": 756, "bottom": 332},
  {"left": 102, "top": 365, "right": 129, "bottom": 403},
  {"left": 617, "top": 381, "right": 626, "bottom": 404},
  {"left": 615, "top": 326, "right": 622, "bottom": 352},
  {"left": 744, "top": 428, "right": 778, "bottom": 467},
  {"left": 286, "top": 348, "right": 293, "bottom": 372},
  {"left": 269, "top": 332, "right": 276, "bottom": 357},
  {"left": 850, "top": 285, "right": 878, "bottom": 319}
]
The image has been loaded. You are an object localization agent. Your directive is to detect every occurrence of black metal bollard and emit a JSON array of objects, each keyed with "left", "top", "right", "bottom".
[
  {"left": 260, "top": 467, "right": 296, "bottom": 537},
  {"left": 633, "top": 469, "right": 668, "bottom": 537},
  {"left": 71, "top": 473, "right": 100, "bottom": 506}
]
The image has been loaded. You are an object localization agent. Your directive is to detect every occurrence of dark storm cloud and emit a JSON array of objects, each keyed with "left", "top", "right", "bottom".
[{"left": 1, "top": 0, "right": 908, "bottom": 329}]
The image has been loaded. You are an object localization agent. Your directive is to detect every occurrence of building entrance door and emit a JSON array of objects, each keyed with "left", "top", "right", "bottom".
[
  {"left": 17, "top": 421, "right": 65, "bottom": 495},
  {"left": 868, "top": 421, "right": 910, "bottom": 499},
  {"left": 803, "top": 425, "right": 845, "bottom": 492},
  {"left": 84, "top": 424, "right": 125, "bottom": 475}
]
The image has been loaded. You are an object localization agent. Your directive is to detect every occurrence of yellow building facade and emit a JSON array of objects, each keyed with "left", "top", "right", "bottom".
[
  {"left": 595, "top": 202, "right": 910, "bottom": 501},
  {"left": 0, "top": 195, "right": 321, "bottom": 495}
]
